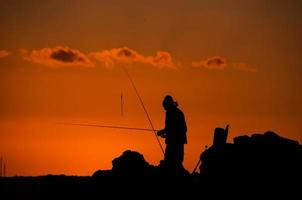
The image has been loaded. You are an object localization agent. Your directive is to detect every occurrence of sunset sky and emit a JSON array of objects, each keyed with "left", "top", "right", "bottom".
[{"left": 0, "top": 0, "right": 301, "bottom": 176}]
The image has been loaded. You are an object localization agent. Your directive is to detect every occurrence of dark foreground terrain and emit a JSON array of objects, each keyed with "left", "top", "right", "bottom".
[{"left": 1, "top": 130, "right": 301, "bottom": 199}]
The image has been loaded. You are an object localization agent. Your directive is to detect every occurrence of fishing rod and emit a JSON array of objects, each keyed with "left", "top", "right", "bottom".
[
  {"left": 58, "top": 123, "right": 158, "bottom": 132},
  {"left": 121, "top": 66, "right": 165, "bottom": 155}
]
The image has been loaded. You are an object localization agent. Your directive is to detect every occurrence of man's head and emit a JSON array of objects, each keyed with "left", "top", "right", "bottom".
[{"left": 162, "top": 95, "right": 178, "bottom": 110}]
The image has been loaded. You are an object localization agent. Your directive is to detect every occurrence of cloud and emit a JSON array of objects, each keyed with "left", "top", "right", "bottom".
[
  {"left": 90, "top": 47, "right": 177, "bottom": 69},
  {"left": 232, "top": 63, "right": 257, "bottom": 72},
  {"left": 21, "top": 46, "right": 94, "bottom": 67},
  {"left": 192, "top": 56, "right": 227, "bottom": 69},
  {"left": 192, "top": 56, "right": 257, "bottom": 72},
  {"left": 0, "top": 50, "right": 11, "bottom": 58}
]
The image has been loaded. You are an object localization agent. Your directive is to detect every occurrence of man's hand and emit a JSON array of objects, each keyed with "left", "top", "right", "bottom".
[{"left": 157, "top": 129, "right": 166, "bottom": 138}]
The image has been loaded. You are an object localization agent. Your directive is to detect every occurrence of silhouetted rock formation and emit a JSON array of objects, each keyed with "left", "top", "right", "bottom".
[
  {"left": 92, "top": 150, "right": 189, "bottom": 178},
  {"left": 111, "top": 150, "right": 155, "bottom": 176},
  {"left": 90, "top": 150, "right": 191, "bottom": 197},
  {"left": 200, "top": 131, "right": 302, "bottom": 185},
  {"left": 92, "top": 150, "right": 155, "bottom": 178}
]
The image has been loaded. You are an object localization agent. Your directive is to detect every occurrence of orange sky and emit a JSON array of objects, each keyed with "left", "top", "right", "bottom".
[{"left": 0, "top": 0, "right": 301, "bottom": 176}]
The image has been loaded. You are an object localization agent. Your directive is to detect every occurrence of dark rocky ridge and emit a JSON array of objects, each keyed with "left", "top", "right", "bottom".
[{"left": 1, "top": 130, "right": 301, "bottom": 198}]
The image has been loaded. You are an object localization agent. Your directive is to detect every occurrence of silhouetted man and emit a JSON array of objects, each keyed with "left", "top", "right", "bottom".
[{"left": 157, "top": 95, "right": 187, "bottom": 170}]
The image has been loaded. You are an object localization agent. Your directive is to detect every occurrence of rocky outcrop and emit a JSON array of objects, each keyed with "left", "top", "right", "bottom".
[{"left": 200, "top": 131, "right": 302, "bottom": 182}]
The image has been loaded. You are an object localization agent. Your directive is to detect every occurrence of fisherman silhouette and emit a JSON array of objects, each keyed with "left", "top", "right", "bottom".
[{"left": 157, "top": 95, "right": 187, "bottom": 172}]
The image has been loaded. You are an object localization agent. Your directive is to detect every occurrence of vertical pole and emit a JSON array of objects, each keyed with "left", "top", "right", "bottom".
[
  {"left": 121, "top": 93, "right": 124, "bottom": 117},
  {"left": 0, "top": 157, "right": 2, "bottom": 177}
]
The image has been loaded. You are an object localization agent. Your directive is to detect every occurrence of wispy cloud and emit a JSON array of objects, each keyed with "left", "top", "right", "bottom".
[
  {"left": 192, "top": 56, "right": 227, "bottom": 70},
  {"left": 21, "top": 46, "right": 94, "bottom": 67},
  {"left": 90, "top": 47, "right": 177, "bottom": 69},
  {"left": 20, "top": 47, "right": 257, "bottom": 72},
  {"left": 0, "top": 50, "right": 11, "bottom": 58},
  {"left": 192, "top": 56, "right": 257, "bottom": 72}
]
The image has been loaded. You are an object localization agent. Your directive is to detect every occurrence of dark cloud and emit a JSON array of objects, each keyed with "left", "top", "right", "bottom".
[
  {"left": 116, "top": 48, "right": 137, "bottom": 58},
  {"left": 51, "top": 49, "right": 80, "bottom": 63},
  {"left": 192, "top": 56, "right": 227, "bottom": 69},
  {"left": 22, "top": 46, "right": 94, "bottom": 67},
  {"left": 206, "top": 57, "right": 225, "bottom": 67},
  {"left": 192, "top": 56, "right": 257, "bottom": 72}
]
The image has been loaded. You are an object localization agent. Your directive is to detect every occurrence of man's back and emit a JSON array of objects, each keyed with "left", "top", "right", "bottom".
[{"left": 165, "top": 107, "right": 187, "bottom": 144}]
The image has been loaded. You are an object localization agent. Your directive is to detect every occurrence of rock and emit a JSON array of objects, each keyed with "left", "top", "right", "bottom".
[
  {"left": 111, "top": 150, "right": 154, "bottom": 176},
  {"left": 200, "top": 131, "right": 302, "bottom": 183}
]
